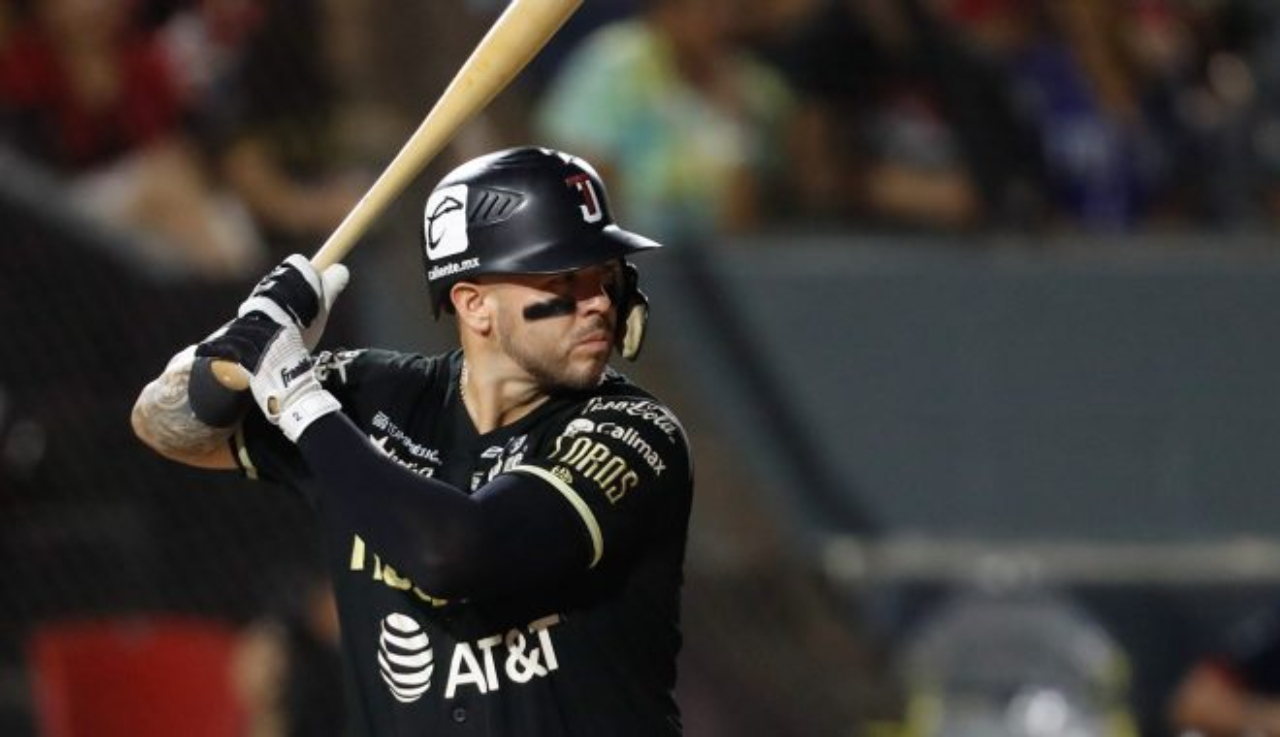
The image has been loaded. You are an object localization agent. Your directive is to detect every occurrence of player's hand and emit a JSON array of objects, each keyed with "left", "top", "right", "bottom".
[
  {"left": 194, "top": 315, "right": 280, "bottom": 375},
  {"left": 238, "top": 254, "right": 349, "bottom": 350},
  {"left": 243, "top": 321, "right": 341, "bottom": 443},
  {"left": 186, "top": 255, "right": 345, "bottom": 426}
]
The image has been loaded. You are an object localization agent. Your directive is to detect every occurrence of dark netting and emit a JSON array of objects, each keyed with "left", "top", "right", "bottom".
[{"left": 0, "top": 195, "right": 329, "bottom": 732}]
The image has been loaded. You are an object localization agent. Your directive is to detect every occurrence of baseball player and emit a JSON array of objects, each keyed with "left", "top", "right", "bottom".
[{"left": 132, "top": 147, "right": 693, "bottom": 736}]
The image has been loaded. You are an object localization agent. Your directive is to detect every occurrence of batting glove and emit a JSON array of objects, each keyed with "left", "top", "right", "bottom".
[
  {"left": 187, "top": 255, "right": 344, "bottom": 427},
  {"left": 246, "top": 322, "right": 341, "bottom": 442},
  {"left": 194, "top": 316, "right": 339, "bottom": 440},
  {"left": 239, "top": 254, "right": 349, "bottom": 350},
  {"left": 195, "top": 315, "right": 279, "bottom": 373},
  {"left": 189, "top": 311, "right": 277, "bottom": 426}
]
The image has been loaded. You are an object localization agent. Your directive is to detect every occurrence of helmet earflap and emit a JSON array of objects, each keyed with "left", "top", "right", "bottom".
[{"left": 615, "top": 261, "right": 648, "bottom": 361}]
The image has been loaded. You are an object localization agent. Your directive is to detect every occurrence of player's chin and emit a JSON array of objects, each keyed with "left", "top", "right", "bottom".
[{"left": 566, "top": 341, "right": 611, "bottom": 384}]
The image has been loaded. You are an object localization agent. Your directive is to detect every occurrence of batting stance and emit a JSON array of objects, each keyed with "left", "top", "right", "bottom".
[{"left": 132, "top": 147, "right": 693, "bottom": 736}]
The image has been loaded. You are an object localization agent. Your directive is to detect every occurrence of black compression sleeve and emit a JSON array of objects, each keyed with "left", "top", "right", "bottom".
[{"left": 295, "top": 413, "right": 590, "bottom": 600}]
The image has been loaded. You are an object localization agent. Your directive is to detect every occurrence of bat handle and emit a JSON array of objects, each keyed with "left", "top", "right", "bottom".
[
  {"left": 211, "top": 359, "right": 251, "bottom": 390},
  {"left": 190, "top": 357, "right": 251, "bottom": 427}
]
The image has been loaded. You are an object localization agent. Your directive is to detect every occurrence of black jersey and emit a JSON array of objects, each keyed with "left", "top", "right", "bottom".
[{"left": 234, "top": 348, "right": 693, "bottom": 737}]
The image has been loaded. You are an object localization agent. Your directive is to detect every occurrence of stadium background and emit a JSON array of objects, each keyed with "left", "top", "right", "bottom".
[{"left": 6, "top": 1, "right": 1280, "bottom": 735}]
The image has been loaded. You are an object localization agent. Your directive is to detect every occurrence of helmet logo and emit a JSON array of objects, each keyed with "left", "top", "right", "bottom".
[
  {"left": 565, "top": 173, "right": 603, "bottom": 224},
  {"left": 423, "top": 184, "right": 470, "bottom": 260}
]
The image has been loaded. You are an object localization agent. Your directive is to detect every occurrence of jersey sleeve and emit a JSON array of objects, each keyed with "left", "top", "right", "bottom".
[{"left": 507, "top": 394, "right": 691, "bottom": 569}]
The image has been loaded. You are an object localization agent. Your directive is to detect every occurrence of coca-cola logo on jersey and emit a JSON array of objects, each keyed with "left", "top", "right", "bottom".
[{"left": 582, "top": 398, "right": 681, "bottom": 442}]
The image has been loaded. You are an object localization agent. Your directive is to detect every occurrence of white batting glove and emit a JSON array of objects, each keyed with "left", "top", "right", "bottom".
[
  {"left": 247, "top": 322, "right": 342, "bottom": 442},
  {"left": 238, "top": 254, "right": 350, "bottom": 350}
]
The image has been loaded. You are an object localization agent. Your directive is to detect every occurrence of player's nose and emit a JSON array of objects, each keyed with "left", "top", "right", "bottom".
[
  {"left": 580, "top": 285, "right": 612, "bottom": 314},
  {"left": 572, "top": 268, "right": 615, "bottom": 314}
]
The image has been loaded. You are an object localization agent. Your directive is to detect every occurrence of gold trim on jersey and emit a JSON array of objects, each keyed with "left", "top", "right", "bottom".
[
  {"left": 234, "top": 426, "right": 258, "bottom": 480},
  {"left": 510, "top": 465, "right": 603, "bottom": 568}
]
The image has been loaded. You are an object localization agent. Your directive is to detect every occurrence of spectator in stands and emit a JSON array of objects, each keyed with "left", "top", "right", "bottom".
[
  {"left": 0, "top": 0, "right": 265, "bottom": 278},
  {"left": 1232, "top": 0, "right": 1280, "bottom": 229},
  {"left": 1169, "top": 606, "right": 1280, "bottom": 736},
  {"left": 532, "top": 0, "right": 798, "bottom": 245},
  {"left": 1151, "top": 0, "right": 1280, "bottom": 229},
  {"left": 163, "top": 0, "right": 365, "bottom": 260},
  {"left": 997, "top": 0, "right": 1176, "bottom": 231},
  {"left": 766, "top": 0, "right": 1047, "bottom": 233},
  {"left": 947, "top": 0, "right": 1280, "bottom": 232},
  {"left": 521, "top": 0, "right": 641, "bottom": 99}
]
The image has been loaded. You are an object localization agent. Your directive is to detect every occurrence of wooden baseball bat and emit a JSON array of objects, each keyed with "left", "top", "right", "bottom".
[{"left": 209, "top": 0, "right": 583, "bottom": 392}]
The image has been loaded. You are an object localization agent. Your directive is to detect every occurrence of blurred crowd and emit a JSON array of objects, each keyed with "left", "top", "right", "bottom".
[
  {"left": 0, "top": 0, "right": 367, "bottom": 280},
  {"left": 0, "top": 0, "right": 1279, "bottom": 281},
  {"left": 531, "top": 0, "right": 1280, "bottom": 241}
]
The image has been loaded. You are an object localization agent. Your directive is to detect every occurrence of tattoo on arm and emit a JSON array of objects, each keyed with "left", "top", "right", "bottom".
[{"left": 133, "top": 346, "right": 234, "bottom": 458}]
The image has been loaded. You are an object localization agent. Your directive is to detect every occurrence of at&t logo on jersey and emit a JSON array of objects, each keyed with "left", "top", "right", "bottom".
[
  {"left": 379, "top": 613, "right": 434, "bottom": 703},
  {"left": 375, "top": 613, "right": 564, "bottom": 704}
]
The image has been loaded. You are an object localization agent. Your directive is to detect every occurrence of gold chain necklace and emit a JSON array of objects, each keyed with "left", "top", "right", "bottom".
[{"left": 459, "top": 360, "right": 470, "bottom": 410}]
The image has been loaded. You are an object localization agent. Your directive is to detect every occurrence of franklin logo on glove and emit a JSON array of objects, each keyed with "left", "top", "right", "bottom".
[{"left": 281, "top": 358, "right": 314, "bottom": 388}]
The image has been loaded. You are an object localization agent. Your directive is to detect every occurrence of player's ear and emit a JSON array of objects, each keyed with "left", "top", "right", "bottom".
[{"left": 451, "top": 282, "right": 492, "bottom": 334}]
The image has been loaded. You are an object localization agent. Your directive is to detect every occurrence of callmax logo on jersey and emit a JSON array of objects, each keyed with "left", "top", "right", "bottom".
[
  {"left": 559, "top": 419, "right": 666, "bottom": 475},
  {"left": 563, "top": 418, "right": 595, "bottom": 437},
  {"left": 379, "top": 613, "right": 434, "bottom": 703},
  {"left": 374, "top": 612, "right": 564, "bottom": 704},
  {"left": 596, "top": 422, "right": 666, "bottom": 475},
  {"left": 583, "top": 398, "right": 680, "bottom": 442}
]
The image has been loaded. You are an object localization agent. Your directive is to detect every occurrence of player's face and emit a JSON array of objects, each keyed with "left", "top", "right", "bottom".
[{"left": 492, "top": 262, "right": 622, "bottom": 391}]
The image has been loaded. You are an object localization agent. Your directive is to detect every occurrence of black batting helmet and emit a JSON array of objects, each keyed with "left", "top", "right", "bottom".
[{"left": 421, "top": 146, "right": 662, "bottom": 359}]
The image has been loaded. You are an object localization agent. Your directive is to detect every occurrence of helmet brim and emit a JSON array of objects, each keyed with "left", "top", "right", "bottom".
[
  {"left": 482, "top": 224, "right": 663, "bottom": 277},
  {"left": 598, "top": 224, "right": 663, "bottom": 260}
]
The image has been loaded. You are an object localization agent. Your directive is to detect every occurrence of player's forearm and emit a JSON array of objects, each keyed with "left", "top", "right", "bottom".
[{"left": 131, "top": 345, "right": 237, "bottom": 469}]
